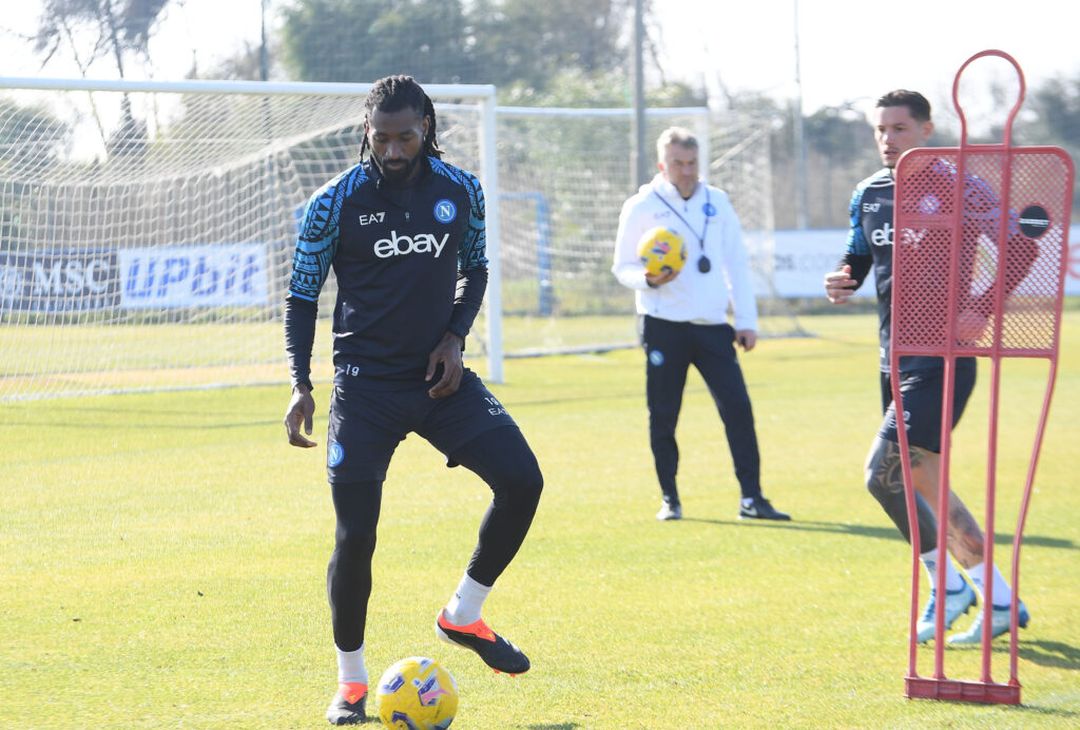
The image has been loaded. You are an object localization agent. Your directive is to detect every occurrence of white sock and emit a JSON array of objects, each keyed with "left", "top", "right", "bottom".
[
  {"left": 444, "top": 573, "right": 492, "bottom": 625},
  {"left": 966, "top": 562, "right": 1013, "bottom": 606},
  {"left": 920, "top": 548, "right": 964, "bottom": 592},
  {"left": 336, "top": 643, "right": 368, "bottom": 685}
]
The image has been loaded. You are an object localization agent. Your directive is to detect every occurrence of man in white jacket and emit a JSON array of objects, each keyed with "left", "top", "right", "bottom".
[{"left": 612, "top": 127, "right": 790, "bottom": 522}]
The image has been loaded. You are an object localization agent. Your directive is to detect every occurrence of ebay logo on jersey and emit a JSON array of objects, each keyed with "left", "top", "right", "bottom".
[{"left": 373, "top": 230, "right": 450, "bottom": 259}]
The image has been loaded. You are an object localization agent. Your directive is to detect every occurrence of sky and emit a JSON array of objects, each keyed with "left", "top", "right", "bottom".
[
  {"left": 652, "top": 0, "right": 1079, "bottom": 124},
  {"left": 1, "top": 0, "right": 1076, "bottom": 125}
]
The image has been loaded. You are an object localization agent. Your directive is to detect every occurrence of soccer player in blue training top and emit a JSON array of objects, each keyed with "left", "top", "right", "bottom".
[
  {"left": 824, "top": 89, "right": 1035, "bottom": 645},
  {"left": 612, "top": 126, "right": 790, "bottom": 523},
  {"left": 283, "top": 75, "right": 543, "bottom": 725}
]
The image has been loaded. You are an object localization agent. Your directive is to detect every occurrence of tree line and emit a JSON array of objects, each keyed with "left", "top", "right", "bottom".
[{"left": 10, "top": 0, "right": 1080, "bottom": 224}]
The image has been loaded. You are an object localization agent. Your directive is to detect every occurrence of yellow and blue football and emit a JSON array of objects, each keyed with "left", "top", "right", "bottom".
[
  {"left": 375, "top": 656, "right": 458, "bottom": 729},
  {"left": 637, "top": 226, "right": 687, "bottom": 276}
]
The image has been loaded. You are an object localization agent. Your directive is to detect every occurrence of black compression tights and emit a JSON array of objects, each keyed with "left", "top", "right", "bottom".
[{"left": 327, "top": 426, "right": 543, "bottom": 651}]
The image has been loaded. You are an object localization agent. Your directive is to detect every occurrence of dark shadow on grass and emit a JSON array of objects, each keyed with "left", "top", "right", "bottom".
[
  {"left": 526, "top": 725, "right": 580, "bottom": 730},
  {"left": 1018, "top": 639, "right": 1080, "bottom": 671},
  {"left": 994, "top": 533, "right": 1077, "bottom": 551},
  {"left": 1004, "top": 705, "right": 1079, "bottom": 719},
  {"left": 680, "top": 517, "right": 907, "bottom": 543},
  {"left": 911, "top": 697, "right": 1078, "bottom": 719},
  {"left": 679, "top": 517, "right": 1077, "bottom": 552}
]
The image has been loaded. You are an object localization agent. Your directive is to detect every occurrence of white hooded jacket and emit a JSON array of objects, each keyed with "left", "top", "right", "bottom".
[{"left": 611, "top": 174, "right": 758, "bottom": 331}]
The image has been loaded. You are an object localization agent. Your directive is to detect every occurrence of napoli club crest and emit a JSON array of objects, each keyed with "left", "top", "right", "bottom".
[
  {"left": 327, "top": 441, "right": 345, "bottom": 468},
  {"left": 434, "top": 199, "right": 457, "bottom": 224},
  {"left": 649, "top": 349, "right": 665, "bottom": 367},
  {"left": 703, "top": 202, "right": 717, "bottom": 217}
]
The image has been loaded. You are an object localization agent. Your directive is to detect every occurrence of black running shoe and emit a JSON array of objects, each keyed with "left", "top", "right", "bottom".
[
  {"left": 435, "top": 610, "right": 530, "bottom": 675},
  {"left": 739, "top": 496, "right": 791, "bottom": 521},
  {"left": 326, "top": 683, "right": 367, "bottom": 725}
]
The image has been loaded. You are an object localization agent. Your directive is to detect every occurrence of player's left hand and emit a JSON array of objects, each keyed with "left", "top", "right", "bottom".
[
  {"left": 736, "top": 329, "right": 757, "bottom": 352},
  {"left": 426, "top": 331, "right": 465, "bottom": 399}
]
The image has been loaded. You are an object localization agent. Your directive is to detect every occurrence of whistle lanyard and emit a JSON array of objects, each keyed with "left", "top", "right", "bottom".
[{"left": 652, "top": 188, "right": 713, "bottom": 273}]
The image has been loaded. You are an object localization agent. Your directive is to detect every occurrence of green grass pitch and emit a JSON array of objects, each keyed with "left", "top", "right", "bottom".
[{"left": 2, "top": 313, "right": 1078, "bottom": 728}]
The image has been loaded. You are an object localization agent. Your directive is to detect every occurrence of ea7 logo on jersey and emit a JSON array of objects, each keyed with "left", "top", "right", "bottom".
[
  {"left": 374, "top": 230, "right": 450, "bottom": 259},
  {"left": 359, "top": 211, "right": 385, "bottom": 225}
]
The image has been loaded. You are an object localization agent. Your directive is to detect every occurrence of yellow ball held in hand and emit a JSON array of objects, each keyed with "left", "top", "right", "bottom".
[{"left": 637, "top": 226, "right": 687, "bottom": 276}]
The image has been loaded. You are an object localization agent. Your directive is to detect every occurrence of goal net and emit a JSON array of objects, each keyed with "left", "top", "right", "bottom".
[
  {"left": 0, "top": 78, "right": 493, "bottom": 400},
  {"left": 494, "top": 105, "right": 799, "bottom": 358},
  {"left": 0, "top": 79, "right": 792, "bottom": 401}
]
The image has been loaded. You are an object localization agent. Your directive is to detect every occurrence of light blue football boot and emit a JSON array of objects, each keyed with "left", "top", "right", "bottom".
[
  {"left": 915, "top": 577, "right": 978, "bottom": 643},
  {"left": 947, "top": 599, "right": 1030, "bottom": 645}
]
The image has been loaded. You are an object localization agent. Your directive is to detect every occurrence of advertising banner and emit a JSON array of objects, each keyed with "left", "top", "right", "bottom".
[
  {"left": 119, "top": 243, "right": 268, "bottom": 309},
  {"left": 0, "top": 248, "right": 119, "bottom": 312},
  {"left": 770, "top": 224, "right": 1080, "bottom": 299}
]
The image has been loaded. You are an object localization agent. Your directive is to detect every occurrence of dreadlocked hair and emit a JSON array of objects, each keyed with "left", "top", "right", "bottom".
[{"left": 359, "top": 74, "right": 443, "bottom": 161}]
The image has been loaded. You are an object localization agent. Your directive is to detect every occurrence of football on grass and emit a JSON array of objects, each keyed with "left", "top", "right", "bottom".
[{"left": 375, "top": 656, "right": 458, "bottom": 729}]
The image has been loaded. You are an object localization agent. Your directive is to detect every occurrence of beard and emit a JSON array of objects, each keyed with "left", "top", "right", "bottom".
[{"left": 373, "top": 152, "right": 422, "bottom": 185}]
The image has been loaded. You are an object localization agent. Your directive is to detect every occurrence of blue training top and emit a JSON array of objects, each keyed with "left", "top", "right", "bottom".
[
  {"left": 285, "top": 156, "right": 488, "bottom": 388},
  {"left": 842, "top": 160, "right": 1007, "bottom": 375}
]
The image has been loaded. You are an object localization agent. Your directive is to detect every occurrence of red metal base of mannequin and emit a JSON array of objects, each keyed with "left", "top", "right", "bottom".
[{"left": 906, "top": 676, "right": 1021, "bottom": 704}]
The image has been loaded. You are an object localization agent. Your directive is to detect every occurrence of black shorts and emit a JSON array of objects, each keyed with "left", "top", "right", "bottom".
[
  {"left": 878, "top": 358, "right": 977, "bottom": 453},
  {"left": 326, "top": 369, "right": 518, "bottom": 483}
]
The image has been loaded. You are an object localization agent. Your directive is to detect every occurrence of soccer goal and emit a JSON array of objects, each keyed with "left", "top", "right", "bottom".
[
  {"left": 0, "top": 77, "right": 502, "bottom": 400},
  {"left": 0, "top": 78, "right": 794, "bottom": 401},
  {"left": 494, "top": 105, "right": 800, "bottom": 358}
]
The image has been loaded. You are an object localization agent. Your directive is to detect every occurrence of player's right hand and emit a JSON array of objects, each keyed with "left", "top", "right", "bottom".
[
  {"left": 824, "top": 264, "right": 857, "bottom": 304},
  {"left": 284, "top": 384, "right": 317, "bottom": 448},
  {"left": 646, "top": 268, "right": 679, "bottom": 287}
]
